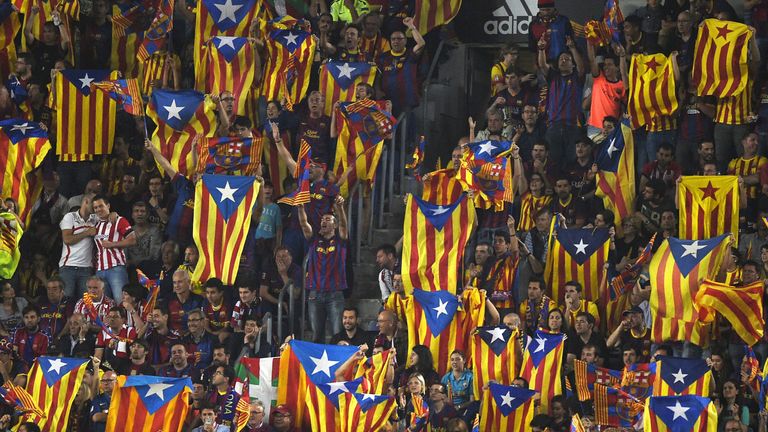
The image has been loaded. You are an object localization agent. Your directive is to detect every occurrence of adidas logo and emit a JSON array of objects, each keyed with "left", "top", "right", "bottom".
[{"left": 485, "top": 0, "right": 539, "bottom": 35}]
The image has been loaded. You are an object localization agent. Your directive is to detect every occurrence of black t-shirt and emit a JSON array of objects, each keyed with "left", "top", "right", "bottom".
[
  {"left": 329, "top": 328, "right": 374, "bottom": 348},
  {"left": 30, "top": 40, "right": 67, "bottom": 84}
]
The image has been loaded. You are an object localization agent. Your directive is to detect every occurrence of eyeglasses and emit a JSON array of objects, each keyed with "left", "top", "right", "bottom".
[
  {"left": 187, "top": 318, "right": 203, "bottom": 322},
  {"left": 251, "top": 411, "right": 264, "bottom": 415}
]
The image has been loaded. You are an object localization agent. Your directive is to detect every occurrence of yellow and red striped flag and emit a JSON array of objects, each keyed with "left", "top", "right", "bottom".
[
  {"left": 628, "top": 53, "right": 678, "bottom": 129},
  {"left": 52, "top": 69, "right": 118, "bottom": 162},
  {"left": 0, "top": 3, "right": 19, "bottom": 82},
  {"left": 570, "top": 413, "right": 587, "bottom": 432},
  {"left": 306, "top": 378, "right": 365, "bottom": 432},
  {"left": 110, "top": 3, "right": 144, "bottom": 78},
  {"left": 650, "top": 234, "right": 731, "bottom": 344},
  {"left": 318, "top": 60, "right": 377, "bottom": 116},
  {"left": 146, "top": 89, "right": 218, "bottom": 178},
  {"left": 471, "top": 325, "right": 521, "bottom": 400},
  {"left": 520, "top": 329, "right": 565, "bottom": 414},
  {"left": 21, "top": 356, "right": 89, "bottom": 432},
  {"left": 277, "top": 139, "right": 311, "bottom": 206},
  {"left": 193, "top": 0, "right": 260, "bottom": 71},
  {"left": 136, "top": 0, "right": 173, "bottom": 62},
  {"left": 644, "top": 395, "right": 717, "bottom": 432},
  {"left": 456, "top": 140, "right": 515, "bottom": 210},
  {"left": 139, "top": 52, "right": 179, "bottom": 96},
  {"left": 478, "top": 383, "right": 536, "bottom": 432},
  {"left": 595, "top": 119, "right": 636, "bottom": 228},
  {"left": 354, "top": 350, "right": 392, "bottom": 395},
  {"left": 0, "top": 120, "right": 51, "bottom": 226},
  {"left": 693, "top": 19, "right": 753, "bottom": 98},
  {"left": 198, "top": 36, "right": 256, "bottom": 113},
  {"left": 191, "top": 174, "right": 261, "bottom": 285},
  {"left": 421, "top": 168, "right": 467, "bottom": 205},
  {"left": 406, "top": 288, "right": 486, "bottom": 376},
  {"left": 401, "top": 194, "right": 476, "bottom": 294},
  {"left": 105, "top": 376, "right": 191, "bottom": 432},
  {"left": 678, "top": 175, "right": 739, "bottom": 243},
  {"left": 594, "top": 383, "right": 644, "bottom": 427},
  {"left": 338, "top": 392, "right": 397, "bottom": 432},
  {"left": 652, "top": 356, "right": 712, "bottom": 396},
  {"left": 573, "top": 359, "right": 622, "bottom": 401},
  {"left": 413, "top": 0, "right": 462, "bottom": 35},
  {"left": 234, "top": 378, "right": 250, "bottom": 431},
  {"left": 0, "top": 382, "right": 44, "bottom": 418},
  {"left": 694, "top": 279, "right": 765, "bottom": 345},
  {"left": 261, "top": 17, "right": 316, "bottom": 107}
]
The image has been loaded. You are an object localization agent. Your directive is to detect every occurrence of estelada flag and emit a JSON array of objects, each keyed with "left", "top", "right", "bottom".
[
  {"left": 277, "top": 339, "right": 359, "bottom": 430},
  {"left": 406, "top": 288, "right": 487, "bottom": 376},
  {"left": 52, "top": 69, "right": 118, "bottom": 162},
  {"left": 650, "top": 234, "right": 731, "bottom": 345},
  {"left": 478, "top": 383, "right": 536, "bottom": 432},
  {"left": 544, "top": 223, "right": 610, "bottom": 303},
  {"left": 278, "top": 140, "right": 311, "bottom": 206},
  {"left": 413, "top": 0, "right": 462, "bottom": 35},
  {"left": 137, "top": 0, "right": 173, "bottom": 62},
  {"left": 694, "top": 279, "right": 765, "bottom": 345},
  {"left": 678, "top": 175, "right": 740, "bottom": 243},
  {"left": 306, "top": 378, "right": 364, "bottom": 432},
  {"left": 644, "top": 395, "right": 717, "bottom": 432},
  {"left": 261, "top": 17, "right": 316, "bottom": 108},
  {"left": 608, "top": 234, "right": 656, "bottom": 302},
  {"left": 235, "top": 357, "right": 280, "bottom": 417},
  {"left": 628, "top": 53, "right": 678, "bottom": 129},
  {"left": 105, "top": 376, "right": 192, "bottom": 432},
  {"left": 422, "top": 168, "right": 467, "bottom": 206},
  {"left": 401, "top": 194, "right": 476, "bottom": 294},
  {"left": 337, "top": 392, "right": 397, "bottom": 432},
  {"left": 193, "top": 0, "right": 260, "bottom": 70},
  {"left": 319, "top": 60, "right": 377, "bottom": 116},
  {"left": 192, "top": 175, "right": 261, "bottom": 285},
  {"left": 146, "top": 89, "right": 218, "bottom": 178},
  {"left": 595, "top": 119, "right": 636, "bottom": 229},
  {"left": 653, "top": 356, "right": 712, "bottom": 396},
  {"left": 693, "top": 19, "right": 753, "bottom": 98},
  {"left": 471, "top": 325, "right": 521, "bottom": 400},
  {"left": 521, "top": 329, "right": 565, "bottom": 414},
  {"left": 354, "top": 350, "right": 391, "bottom": 395},
  {"left": 199, "top": 136, "right": 262, "bottom": 176},
  {"left": 456, "top": 140, "right": 514, "bottom": 210},
  {"left": 573, "top": 359, "right": 622, "bottom": 402},
  {"left": 22, "top": 357, "right": 89, "bottom": 432},
  {"left": 198, "top": 36, "right": 256, "bottom": 113},
  {"left": 0, "top": 382, "right": 43, "bottom": 418}
]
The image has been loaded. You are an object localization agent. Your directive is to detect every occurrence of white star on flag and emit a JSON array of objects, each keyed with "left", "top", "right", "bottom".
[
  {"left": 47, "top": 358, "right": 67, "bottom": 374},
  {"left": 430, "top": 206, "right": 450, "bottom": 216},
  {"left": 500, "top": 391, "right": 515, "bottom": 407},
  {"left": 433, "top": 299, "right": 449, "bottom": 318},
  {"left": 477, "top": 141, "right": 496, "bottom": 156},
  {"left": 667, "top": 400, "right": 690, "bottom": 421},
  {"left": 11, "top": 123, "right": 33, "bottom": 135},
  {"left": 336, "top": 62, "right": 356, "bottom": 79},
  {"left": 606, "top": 137, "right": 619, "bottom": 158},
  {"left": 325, "top": 381, "right": 349, "bottom": 395},
  {"left": 534, "top": 337, "right": 547, "bottom": 353},
  {"left": 78, "top": 73, "right": 94, "bottom": 89},
  {"left": 213, "top": 0, "right": 243, "bottom": 23},
  {"left": 680, "top": 240, "right": 707, "bottom": 259},
  {"left": 574, "top": 239, "right": 589, "bottom": 254},
  {"left": 145, "top": 382, "right": 174, "bottom": 401},
  {"left": 310, "top": 350, "right": 340, "bottom": 378},
  {"left": 163, "top": 99, "right": 185, "bottom": 121},
  {"left": 216, "top": 36, "right": 237, "bottom": 50},
  {"left": 671, "top": 369, "right": 688, "bottom": 384},
  {"left": 216, "top": 182, "right": 238, "bottom": 202},
  {"left": 284, "top": 32, "right": 299, "bottom": 46},
  {"left": 485, "top": 327, "right": 507, "bottom": 343}
]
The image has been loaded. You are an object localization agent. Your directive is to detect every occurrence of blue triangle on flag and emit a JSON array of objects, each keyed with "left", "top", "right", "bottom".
[
  {"left": 202, "top": 174, "right": 256, "bottom": 222},
  {"left": 594, "top": 122, "right": 628, "bottom": 172},
  {"left": 489, "top": 383, "right": 535, "bottom": 417},
  {"left": 667, "top": 234, "right": 728, "bottom": 277},
  {"left": 59, "top": 70, "right": 111, "bottom": 96},
  {"left": 271, "top": 29, "right": 311, "bottom": 53},
  {"left": 352, "top": 393, "right": 393, "bottom": 413},
  {"left": 150, "top": 89, "right": 206, "bottom": 130},
  {"left": 555, "top": 227, "right": 610, "bottom": 264},
  {"left": 477, "top": 325, "right": 512, "bottom": 356},
  {"left": 526, "top": 330, "right": 565, "bottom": 368},
  {"left": 289, "top": 340, "right": 359, "bottom": 386},
  {"left": 38, "top": 356, "right": 89, "bottom": 387},
  {"left": 0, "top": 119, "right": 47, "bottom": 144},
  {"left": 412, "top": 194, "right": 464, "bottom": 231},
  {"left": 201, "top": 0, "right": 256, "bottom": 31},
  {"left": 123, "top": 375, "right": 192, "bottom": 415},
  {"left": 316, "top": 377, "right": 364, "bottom": 409},
  {"left": 656, "top": 356, "right": 710, "bottom": 394},
  {"left": 466, "top": 140, "right": 512, "bottom": 163},
  {"left": 412, "top": 289, "right": 459, "bottom": 337},
  {"left": 213, "top": 36, "right": 249, "bottom": 62},
  {"left": 649, "top": 395, "right": 710, "bottom": 430},
  {"left": 327, "top": 61, "right": 372, "bottom": 90}
]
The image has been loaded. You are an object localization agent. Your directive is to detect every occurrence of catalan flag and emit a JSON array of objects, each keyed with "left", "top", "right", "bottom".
[
  {"left": 193, "top": 0, "right": 259, "bottom": 72},
  {"left": 306, "top": 378, "right": 364, "bottom": 432},
  {"left": 628, "top": 53, "right": 678, "bottom": 129},
  {"left": 111, "top": 3, "right": 145, "bottom": 78},
  {"left": 277, "top": 340, "right": 359, "bottom": 430},
  {"left": 544, "top": 223, "right": 611, "bottom": 303},
  {"left": 136, "top": 269, "right": 159, "bottom": 321},
  {"left": 678, "top": 175, "right": 740, "bottom": 243},
  {"left": 456, "top": 140, "right": 514, "bottom": 210},
  {"left": 137, "top": 0, "right": 173, "bottom": 62},
  {"left": 261, "top": 17, "right": 316, "bottom": 107},
  {"left": 583, "top": 0, "right": 624, "bottom": 46},
  {"left": 52, "top": 69, "right": 118, "bottom": 162},
  {"left": 644, "top": 395, "right": 716, "bottom": 432},
  {"left": 0, "top": 212, "right": 21, "bottom": 280},
  {"left": 478, "top": 383, "right": 536, "bottom": 432},
  {"left": 0, "top": 2, "right": 19, "bottom": 81},
  {"left": 608, "top": 234, "right": 656, "bottom": 302},
  {"left": 21, "top": 356, "right": 88, "bottom": 432},
  {"left": 401, "top": 194, "right": 476, "bottom": 294},
  {"left": 318, "top": 60, "right": 377, "bottom": 116},
  {"left": 278, "top": 139, "right": 311, "bottom": 206},
  {"left": 421, "top": 168, "right": 466, "bottom": 205},
  {"left": 199, "top": 136, "right": 262, "bottom": 176},
  {"left": 354, "top": 350, "right": 391, "bottom": 395},
  {"left": 146, "top": 89, "right": 218, "bottom": 178},
  {"left": 337, "top": 392, "right": 397, "bottom": 432},
  {"left": 198, "top": 36, "right": 256, "bottom": 113},
  {"left": 594, "top": 383, "right": 643, "bottom": 427},
  {"left": 235, "top": 356, "right": 280, "bottom": 417},
  {"left": 573, "top": 359, "right": 622, "bottom": 402},
  {"left": 595, "top": 119, "right": 636, "bottom": 229},
  {"left": 0, "top": 382, "right": 44, "bottom": 418},
  {"left": 693, "top": 19, "right": 752, "bottom": 98},
  {"left": 650, "top": 234, "right": 731, "bottom": 344},
  {"left": 334, "top": 99, "right": 395, "bottom": 197},
  {"left": 471, "top": 325, "right": 521, "bottom": 400},
  {"left": 407, "top": 394, "right": 429, "bottom": 429},
  {"left": 0, "top": 120, "right": 51, "bottom": 226},
  {"left": 191, "top": 174, "right": 261, "bottom": 285},
  {"left": 413, "top": 0, "right": 462, "bottom": 34},
  {"left": 520, "top": 329, "right": 565, "bottom": 414},
  {"left": 694, "top": 279, "right": 765, "bottom": 345},
  {"left": 570, "top": 413, "right": 587, "bottom": 432},
  {"left": 105, "top": 376, "right": 191, "bottom": 432},
  {"left": 653, "top": 356, "right": 712, "bottom": 396},
  {"left": 91, "top": 78, "right": 144, "bottom": 115},
  {"left": 622, "top": 362, "right": 656, "bottom": 401},
  {"left": 406, "top": 288, "right": 486, "bottom": 376},
  {"left": 233, "top": 378, "right": 250, "bottom": 432},
  {"left": 405, "top": 135, "right": 426, "bottom": 176},
  {"left": 139, "top": 52, "right": 177, "bottom": 96}
]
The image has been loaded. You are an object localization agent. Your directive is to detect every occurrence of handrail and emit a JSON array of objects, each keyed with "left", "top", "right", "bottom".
[
  {"left": 420, "top": 40, "right": 446, "bottom": 176},
  {"left": 345, "top": 183, "right": 363, "bottom": 264},
  {"left": 299, "top": 255, "right": 309, "bottom": 340},
  {"left": 377, "top": 146, "right": 388, "bottom": 229},
  {"left": 276, "top": 280, "right": 294, "bottom": 344},
  {"left": 398, "top": 114, "right": 408, "bottom": 193}
]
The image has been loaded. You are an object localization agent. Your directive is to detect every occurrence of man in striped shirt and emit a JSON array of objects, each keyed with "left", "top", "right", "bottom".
[{"left": 92, "top": 194, "right": 137, "bottom": 302}]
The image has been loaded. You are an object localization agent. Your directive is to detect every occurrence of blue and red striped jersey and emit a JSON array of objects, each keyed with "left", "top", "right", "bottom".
[
  {"left": 306, "top": 234, "right": 348, "bottom": 292},
  {"left": 545, "top": 70, "right": 584, "bottom": 126},
  {"left": 377, "top": 49, "right": 427, "bottom": 114}
]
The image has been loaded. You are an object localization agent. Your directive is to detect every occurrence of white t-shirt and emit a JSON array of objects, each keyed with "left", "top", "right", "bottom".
[{"left": 59, "top": 211, "right": 99, "bottom": 268}]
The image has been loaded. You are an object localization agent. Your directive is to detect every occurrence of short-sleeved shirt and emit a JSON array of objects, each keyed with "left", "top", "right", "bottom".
[
  {"left": 94, "top": 216, "right": 133, "bottom": 271},
  {"left": 167, "top": 293, "right": 205, "bottom": 334},
  {"left": 329, "top": 0, "right": 369, "bottom": 22},
  {"left": 166, "top": 174, "right": 195, "bottom": 244},
  {"left": 588, "top": 72, "right": 625, "bottom": 129},
  {"left": 59, "top": 211, "right": 99, "bottom": 268},
  {"left": 254, "top": 203, "right": 282, "bottom": 240},
  {"left": 90, "top": 392, "right": 112, "bottom": 432},
  {"left": 441, "top": 370, "right": 473, "bottom": 406},
  {"left": 306, "top": 234, "right": 348, "bottom": 292}
]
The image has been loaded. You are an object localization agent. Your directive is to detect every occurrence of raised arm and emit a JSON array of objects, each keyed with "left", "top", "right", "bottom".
[
  {"left": 334, "top": 196, "right": 348, "bottom": 241},
  {"left": 403, "top": 17, "right": 425, "bottom": 55},
  {"left": 586, "top": 41, "right": 600, "bottom": 78},
  {"left": 145, "top": 138, "right": 178, "bottom": 179},
  {"left": 271, "top": 122, "right": 298, "bottom": 174},
  {"left": 297, "top": 204, "right": 313, "bottom": 240},
  {"left": 537, "top": 36, "right": 550, "bottom": 75},
  {"left": 568, "top": 36, "right": 585, "bottom": 77}
]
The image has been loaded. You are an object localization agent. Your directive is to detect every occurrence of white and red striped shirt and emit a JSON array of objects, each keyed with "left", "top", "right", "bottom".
[
  {"left": 96, "top": 324, "right": 137, "bottom": 359},
  {"left": 94, "top": 216, "right": 133, "bottom": 271},
  {"left": 74, "top": 295, "right": 116, "bottom": 324}
]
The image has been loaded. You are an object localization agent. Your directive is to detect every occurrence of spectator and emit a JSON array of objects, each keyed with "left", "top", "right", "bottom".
[
  {"left": 244, "top": 400, "right": 270, "bottom": 432},
  {"left": 158, "top": 342, "right": 199, "bottom": 378},
  {"left": 58, "top": 194, "right": 99, "bottom": 298},
  {"left": 30, "top": 172, "right": 69, "bottom": 228},
  {"left": 54, "top": 313, "right": 95, "bottom": 358},
  {"left": 38, "top": 277, "right": 74, "bottom": 338},
  {"left": 145, "top": 304, "right": 180, "bottom": 367},
  {"left": 375, "top": 244, "right": 397, "bottom": 302},
  {"left": 92, "top": 194, "right": 136, "bottom": 301},
  {"left": 74, "top": 276, "right": 116, "bottom": 329},
  {"left": 330, "top": 307, "right": 374, "bottom": 347},
  {"left": 207, "top": 364, "right": 241, "bottom": 427},
  {"left": 125, "top": 201, "right": 163, "bottom": 271},
  {"left": 427, "top": 383, "right": 458, "bottom": 430},
  {"left": 297, "top": 91, "right": 332, "bottom": 165},
  {"left": 89, "top": 371, "right": 116, "bottom": 432},
  {"left": 110, "top": 173, "right": 141, "bottom": 219},
  {"left": 11, "top": 305, "right": 50, "bottom": 366},
  {"left": 126, "top": 339, "right": 156, "bottom": 376},
  {"left": 202, "top": 278, "right": 231, "bottom": 341},
  {"left": 490, "top": 45, "right": 518, "bottom": 97},
  {"left": 184, "top": 309, "right": 216, "bottom": 370},
  {"left": 167, "top": 269, "right": 204, "bottom": 335},
  {"left": 360, "top": 12, "right": 390, "bottom": 62},
  {"left": 562, "top": 281, "right": 600, "bottom": 328},
  {"left": 440, "top": 351, "right": 474, "bottom": 416},
  {"left": 377, "top": 17, "right": 425, "bottom": 116},
  {"left": 231, "top": 279, "right": 262, "bottom": 334},
  {"left": 229, "top": 312, "right": 272, "bottom": 363},
  {"left": 67, "top": 179, "right": 102, "bottom": 211},
  {"left": 94, "top": 306, "right": 137, "bottom": 374},
  {"left": 259, "top": 246, "right": 302, "bottom": 322},
  {"left": 528, "top": 0, "right": 574, "bottom": 61},
  {"left": 0, "top": 282, "right": 28, "bottom": 337},
  {"left": 191, "top": 403, "right": 231, "bottom": 432},
  {"left": 269, "top": 405, "right": 295, "bottom": 432},
  {"left": 330, "top": 0, "right": 369, "bottom": 24}
]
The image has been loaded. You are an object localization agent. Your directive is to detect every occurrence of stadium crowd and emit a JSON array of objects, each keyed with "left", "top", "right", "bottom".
[{"left": 0, "top": 0, "right": 767, "bottom": 430}]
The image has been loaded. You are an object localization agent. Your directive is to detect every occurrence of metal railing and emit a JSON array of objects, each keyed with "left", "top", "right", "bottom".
[
  {"left": 300, "top": 255, "right": 309, "bottom": 340},
  {"left": 276, "top": 280, "right": 297, "bottom": 344}
]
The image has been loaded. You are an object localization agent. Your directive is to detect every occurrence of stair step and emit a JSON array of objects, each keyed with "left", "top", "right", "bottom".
[{"left": 350, "top": 298, "right": 384, "bottom": 332}]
